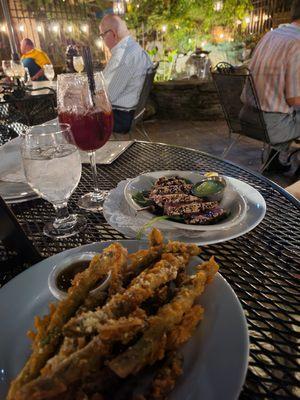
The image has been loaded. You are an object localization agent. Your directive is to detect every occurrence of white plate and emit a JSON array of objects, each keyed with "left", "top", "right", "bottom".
[
  {"left": 0, "top": 241, "right": 249, "bottom": 400},
  {"left": 124, "top": 171, "right": 248, "bottom": 231},
  {"left": 104, "top": 179, "right": 266, "bottom": 245}
]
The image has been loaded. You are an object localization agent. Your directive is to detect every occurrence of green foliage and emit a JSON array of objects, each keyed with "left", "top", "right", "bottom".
[{"left": 127, "top": 0, "right": 252, "bottom": 31}]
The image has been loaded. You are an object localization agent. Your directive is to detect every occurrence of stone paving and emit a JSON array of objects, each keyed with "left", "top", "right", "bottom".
[{"left": 113, "top": 119, "right": 298, "bottom": 189}]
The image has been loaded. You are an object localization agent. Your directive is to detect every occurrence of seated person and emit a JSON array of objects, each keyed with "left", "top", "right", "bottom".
[
  {"left": 99, "top": 14, "right": 153, "bottom": 133},
  {"left": 20, "top": 38, "right": 51, "bottom": 81},
  {"left": 240, "top": 0, "right": 300, "bottom": 148}
]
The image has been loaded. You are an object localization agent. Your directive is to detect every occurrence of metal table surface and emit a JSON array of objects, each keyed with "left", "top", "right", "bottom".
[{"left": 1, "top": 141, "right": 299, "bottom": 399}]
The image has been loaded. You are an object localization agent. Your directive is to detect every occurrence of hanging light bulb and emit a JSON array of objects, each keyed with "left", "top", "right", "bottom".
[
  {"left": 0, "top": 24, "right": 6, "bottom": 32},
  {"left": 113, "top": 0, "right": 125, "bottom": 15},
  {"left": 263, "top": 14, "right": 269, "bottom": 21},
  {"left": 253, "top": 16, "right": 259, "bottom": 22},
  {"left": 52, "top": 23, "right": 59, "bottom": 33},
  {"left": 67, "top": 25, "right": 73, "bottom": 33},
  {"left": 81, "top": 24, "right": 88, "bottom": 33},
  {"left": 19, "top": 24, "right": 25, "bottom": 32},
  {"left": 245, "top": 16, "right": 251, "bottom": 24},
  {"left": 213, "top": 1, "right": 223, "bottom": 12},
  {"left": 162, "top": 25, "right": 167, "bottom": 33},
  {"left": 36, "top": 24, "right": 43, "bottom": 33},
  {"left": 236, "top": 19, "right": 242, "bottom": 25},
  {"left": 95, "top": 38, "right": 104, "bottom": 49}
]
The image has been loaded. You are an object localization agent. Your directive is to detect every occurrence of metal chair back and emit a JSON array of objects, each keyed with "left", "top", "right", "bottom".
[
  {"left": 132, "top": 62, "right": 159, "bottom": 127},
  {"left": 211, "top": 62, "right": 271, "bottom": 144}
]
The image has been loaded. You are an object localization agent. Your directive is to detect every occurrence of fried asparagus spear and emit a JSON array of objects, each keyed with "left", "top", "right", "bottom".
[
  {"left": 14, "top": 313, "right": 147, "bottom": 400},
  {"left": 149, "top": 351, "right": 183, "bottom": 400},
  {"left": 8, "top": 243, "right": 128, "bottom": 400},
  {"left": 64, "top": 253, "right": 187, "bottom": 337},
  {"left": 166, "top": 305, "right": 204, "bottom": 351},
  {"left": 107, "top": 257, "right": 219, "bottom": 378}
]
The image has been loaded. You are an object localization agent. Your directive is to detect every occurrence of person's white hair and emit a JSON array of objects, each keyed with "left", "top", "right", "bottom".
[{"left": 100, "top": 14, "right": 129, "bottom": 39}]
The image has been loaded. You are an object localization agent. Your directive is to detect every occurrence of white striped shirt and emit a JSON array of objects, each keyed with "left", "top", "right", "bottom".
[
  {"left": 248, "top": 24, "right": 300, "bottom": 114},
  {"left": 102, "top": 36, "right": 153, "bottom": 110}
]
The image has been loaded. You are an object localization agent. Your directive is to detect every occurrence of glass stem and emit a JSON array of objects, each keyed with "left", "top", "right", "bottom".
[
  {"left": 89, "top": 151, "right": 100, "bottom": 194},
  {"left": 53, "top": 202, "right": 72, "bottom": 228}
]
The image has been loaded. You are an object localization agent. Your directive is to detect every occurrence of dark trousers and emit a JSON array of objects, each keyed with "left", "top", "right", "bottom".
[{"left": 113, "top": 109, "right": 135, "bottom": 134}]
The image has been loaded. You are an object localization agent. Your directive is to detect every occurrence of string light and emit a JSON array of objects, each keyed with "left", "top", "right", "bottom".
[
  {"left": 113, "top": 0, "right": 125, "bottom": 15},
  {"left": 67, "top": 25, "right": 73, "bottom": 33},
  {"left": 263, "top": 14, "right": 269, "bottom": 21},
  {"left": 219, "top": 33, "right": 224, "bottom": 39},
  {"left": 213, "top": 1, "right": 223, "bottom": 12},
  {"left": 162, "top": 25, "right": 167, "bottom": 33},
  {"left": 245, "top": 17, "right": 251, "bottom": 24},
  {"left": 254, "top": 16, "right": 259, "bottom": 22},
  {"left": 19, "top": 24, "right": 25, "bottom": 32},
  {"left": 0, "top": 24, "right": 6, "bottom": 32},
  {"left": 236, "top": 19, "right": 242, "bottom": 25},
  {"left": 52, "top": 23, "right": 59, "bottom": 33},
  {"left": 81, "top": 24, "right": 88, "bottom": 33},
  {"left": 36, "top": 24, "right": 43, "bottom": 33},
  {"left": 95, "top": 39, "right": 103, "bottom": 49}
]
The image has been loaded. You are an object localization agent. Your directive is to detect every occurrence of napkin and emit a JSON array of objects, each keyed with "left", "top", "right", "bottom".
[{"left": 0, "top": 137, "right": 26, "bottom": 183}]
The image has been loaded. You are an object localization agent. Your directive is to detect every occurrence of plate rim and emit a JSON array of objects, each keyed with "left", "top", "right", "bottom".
[{"left": 0, "top": 240, "right": 249, "bottom": 400}]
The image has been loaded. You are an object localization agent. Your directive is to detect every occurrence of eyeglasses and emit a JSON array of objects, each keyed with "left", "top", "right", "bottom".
[{"left": 99, "top": 29, "right": 112, "bottom": 38}]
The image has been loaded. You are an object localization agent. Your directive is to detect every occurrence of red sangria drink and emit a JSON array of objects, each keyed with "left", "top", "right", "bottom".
[
  {"left": 57, "top": 72, "right": 113, "bottom": 212},
  {"left": 59, "top": 110, "right": 113, "bottom": 151}
]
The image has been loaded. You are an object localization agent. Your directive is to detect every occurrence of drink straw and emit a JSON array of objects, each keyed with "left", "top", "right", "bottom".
[{"left": 82, "top": 46, "right": 95, "bottom": 105}]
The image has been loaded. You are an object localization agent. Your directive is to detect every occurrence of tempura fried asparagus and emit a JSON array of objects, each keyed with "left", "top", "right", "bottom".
[
  {"left": 108, "top": 257, "right": 219, "bottom": 378},
  {"left": 149, "top": 351, "right": 183, "bottom": 400},
  {"left": 8, "top": 243, "right": 127, "bottom": 400},
  {"left": 166, "top": 305, "right": 204, "bottom": 350},
  {"left": 64, "top": 254, "right": 186, "bottom": 337},
  {"left": 14, "top": 312, "right": 147, "bottom": 400}
]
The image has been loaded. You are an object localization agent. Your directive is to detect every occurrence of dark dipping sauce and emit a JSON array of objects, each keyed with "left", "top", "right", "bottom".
[{"left": 56, "top": 260, "right": 90, "bottom": 292}]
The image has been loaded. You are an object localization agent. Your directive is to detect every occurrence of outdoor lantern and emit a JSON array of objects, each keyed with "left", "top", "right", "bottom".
[
  {"left": 213, "top": 1, "right": 223, "bottom": 12},
  {"left": 113, "top": 0, "right": 125, "bottom": 15}
]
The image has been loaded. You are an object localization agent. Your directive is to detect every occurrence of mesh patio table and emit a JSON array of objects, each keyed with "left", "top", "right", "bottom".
[{"left": 1, "top": 141, "right": 299, "bottom": 399}]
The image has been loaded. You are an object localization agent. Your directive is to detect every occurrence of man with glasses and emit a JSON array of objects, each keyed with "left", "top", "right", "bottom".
[{"left": 99, "top": 14, "right": 153, "bottom": 133}]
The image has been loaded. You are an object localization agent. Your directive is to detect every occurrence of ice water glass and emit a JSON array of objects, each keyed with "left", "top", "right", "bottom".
[
  {"left": 44, "top": 64, "right": 55, "bottom": 82},
  {"left": 21, "top": 123, "right": 86, "bottom": 238},
  {"left": 2, "top": 60, "right": 13, "bottom": 78}
]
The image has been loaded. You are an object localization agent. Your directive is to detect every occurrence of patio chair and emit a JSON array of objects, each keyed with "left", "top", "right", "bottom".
[
  {"left": 211, "top": 62, "right": 280, "bottom": 172},
  {"left": 117, "top": 62, "right": 159, "bottom": 141},
  {"left": 0, "top": 196, "right": 43, "bottom": 266}
]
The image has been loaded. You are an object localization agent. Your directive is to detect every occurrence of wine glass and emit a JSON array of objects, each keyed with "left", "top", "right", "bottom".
[
  {"left": 57, "top": 72, "right": 113, "bottom": 211},
  {"left": 2, "top": 60, "right": 14, "bottom": 78},
  {"left": 73, "top": 56, "right": 84, "bottom": 73},
  {"left": 10, "top": 60, "right": 26, "bottom": 79},
  {"left": 21, "top": 122, "right": 86, "bottom": 238},
  {"left": 44, "top": 64, "right": 55, "bottom": 82}
]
